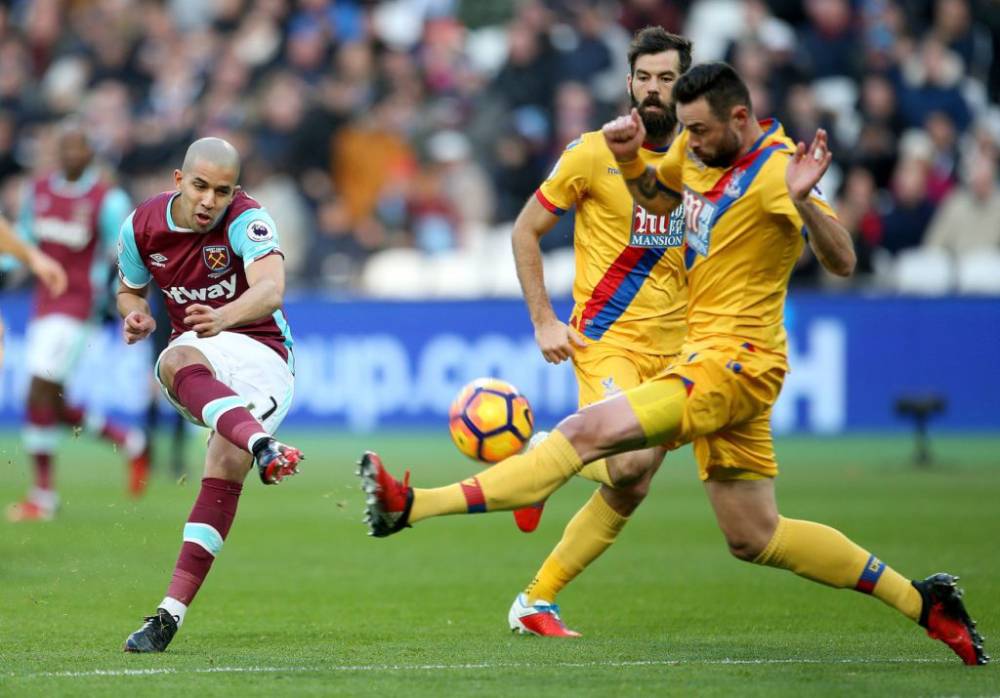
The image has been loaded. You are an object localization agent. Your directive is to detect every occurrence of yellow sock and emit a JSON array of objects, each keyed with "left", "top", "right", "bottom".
[
  {"left": 754, "top": 516, "right": 922, "bottom": 621},
  {"left": 525, "top": 489, "right": 628, "bottom": 603},
  {"left": 578, "top": 459, "right": 613, "bottom": 486},
  {"left": 409, "top": 430, "right": 583, "bottom": 523}
]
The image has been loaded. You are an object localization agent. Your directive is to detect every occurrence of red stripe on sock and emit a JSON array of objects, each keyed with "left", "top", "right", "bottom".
[
  {"left": 855, "top": 579, "right": 876, "bottom": 594},
  {"left": 460, "top": 477, "right": 486, "bottom": 513},
  {"left": 166, "top": 477, "right": 243, "bottom": 605}
]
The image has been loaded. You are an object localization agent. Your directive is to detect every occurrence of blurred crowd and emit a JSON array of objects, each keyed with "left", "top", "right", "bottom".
[{"left": 0, "top": 0, "right": 998, "bottom": 294}]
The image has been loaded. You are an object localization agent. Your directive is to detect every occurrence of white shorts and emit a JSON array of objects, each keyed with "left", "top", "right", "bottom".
[
  {"left": 26, "top": 314, "right": 93, "bottom": 383},
  {"left": 155, "top": 331, "right": 295, "bottom": 434}
]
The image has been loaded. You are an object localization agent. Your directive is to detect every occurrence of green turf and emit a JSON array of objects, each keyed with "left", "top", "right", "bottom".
[{"left": 0, "top": 430, "right": 997, "bottom": 696}]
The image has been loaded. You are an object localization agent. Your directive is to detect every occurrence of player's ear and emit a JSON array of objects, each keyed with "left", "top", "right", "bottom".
[
  {"left": 173, "top": 169, "right": 184, "bottom": 190},
  {"left": 730, "top": 104, "right": 750, "bottom": 129}
]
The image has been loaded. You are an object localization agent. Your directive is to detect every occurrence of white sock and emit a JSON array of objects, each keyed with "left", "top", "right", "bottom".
[
  {"left": 159, "top": 596, "right": 187, "bottom": 626},
  {"left": 30, "top": 487, "right": 59, "bottom": 512},
  {"left": 124, "top": 428, "right": 148, "bottom": 459}
]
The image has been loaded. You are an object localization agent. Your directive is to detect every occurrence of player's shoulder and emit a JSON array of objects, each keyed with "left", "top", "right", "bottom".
[
  {"left": 131, "top": 191, "right": 174, "bottom": 234},
  {"left": 562, "top": 131, "right": 604, "bottom": 158},
  {"left": 225, "top": 191, "right": 277, "bottom": 247},
  {"left": 228, "top": 189, "right": 265, "bottom": 217}
]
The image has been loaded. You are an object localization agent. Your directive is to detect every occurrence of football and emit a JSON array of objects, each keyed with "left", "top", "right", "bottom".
[{"left": 448, "top": 378, "right": 534, "bottom": 463}]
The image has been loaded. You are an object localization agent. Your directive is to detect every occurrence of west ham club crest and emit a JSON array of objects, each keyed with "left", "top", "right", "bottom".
[{"left": 203, "top": 245, "right": 231, "bottom": 275}]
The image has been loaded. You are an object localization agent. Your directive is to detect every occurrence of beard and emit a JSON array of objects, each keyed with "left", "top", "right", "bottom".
[
  {"left": 630, "top": 91, "right": 677, "bottom": 139},
  {"left": 697, "top": 127, "right": 743, "bottom": 168}
]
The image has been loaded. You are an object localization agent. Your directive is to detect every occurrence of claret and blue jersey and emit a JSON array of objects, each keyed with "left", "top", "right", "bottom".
[{"left": 117, "top": 190, "right": 294, "bottom": 365}]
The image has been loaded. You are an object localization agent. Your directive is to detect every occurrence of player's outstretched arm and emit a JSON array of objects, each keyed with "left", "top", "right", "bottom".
[
  {"left": 787, "top": 130, "right": 856, "bottom": 277},
  {"left": 0, "top": 215, "right": 67, "bottom": 296},
  {"left": 118, "top": 282, "right": 155, "bottom": 345},
  {"left": 511, "top": 194, "right": 586, "bottom": 364},
  {"left": 185, "top": 253, "right": 284, "bottom": 338},
  {"left": 602, "top": 109, "right": 680, "bottom": 217}
]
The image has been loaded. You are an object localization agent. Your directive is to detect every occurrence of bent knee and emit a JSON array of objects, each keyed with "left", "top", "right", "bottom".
[
  {"left": 158, "top": 346, "right": 210, "bottom": 386},
  {"left": 723, "top": 527, "right": 776, "bottom": 562},
  {"left": 608, "top": 452, "right": 660, "bottom": 489},
  {"left": 725, "top": 538, "right": 765, "bottom": 562}
]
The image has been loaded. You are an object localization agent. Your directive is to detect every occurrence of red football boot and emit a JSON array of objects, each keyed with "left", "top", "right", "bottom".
[
  {"left": 914, "top": 573, "right": 989, "bottom": 665},
  {"left": 357, "top": 451, "right": 413, "bottom": 537}
]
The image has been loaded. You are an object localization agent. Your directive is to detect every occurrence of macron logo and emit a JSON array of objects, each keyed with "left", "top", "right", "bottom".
[{"left": 164, "top": 274, "right": 237, "bottom": 304}]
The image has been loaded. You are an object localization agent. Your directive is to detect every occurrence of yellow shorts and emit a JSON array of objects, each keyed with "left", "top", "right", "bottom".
[
  {"left": 573, "top": 340, "right": 678, "bottom": 408},
  {"left": 629, "top": 343, "right": 786, "bottom": 481}
]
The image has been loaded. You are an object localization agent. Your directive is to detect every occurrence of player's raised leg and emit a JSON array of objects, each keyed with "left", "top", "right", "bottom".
[
  {"left": 705, "top": 476, "right": 989, "bottom": 665},
  {"left": 511, "top": 448, "right": 663, "bottom": 636},
  {"left": 156, "top": 346, "right": 300, "bottom": 485},
  {"left": 359, "top": 376, "right": 688, "bottom": 537}
]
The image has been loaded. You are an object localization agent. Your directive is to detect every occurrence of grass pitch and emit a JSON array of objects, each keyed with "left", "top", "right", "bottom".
[{"left": 1, "top": 430, "right": 998, "bottom": 696}]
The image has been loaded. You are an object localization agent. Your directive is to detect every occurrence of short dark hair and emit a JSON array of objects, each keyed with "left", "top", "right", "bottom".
[
  {"left": 673, "top": 62, "right": 752, "bottom": 121},
  {"left": 628, "top": 26, "right": 693, "bottom": 75}
]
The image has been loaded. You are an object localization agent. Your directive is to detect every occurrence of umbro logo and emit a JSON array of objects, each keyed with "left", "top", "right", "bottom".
[{"left": 149, "top": 253, "right": 168, "bottom": 267}]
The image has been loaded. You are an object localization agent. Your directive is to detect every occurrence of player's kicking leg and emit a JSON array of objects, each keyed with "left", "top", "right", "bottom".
[
  {"left": 124, "top": 345, "right": 300, "bottom": 652},
  {"left": 357, "top": 377, "right": 687, "bottom": 536},
  {"left": 510, "top": 449, "right": 663, "bottom": 637},
  {"left": 705, "top": 477, "right": 988, "bottom": 665}
]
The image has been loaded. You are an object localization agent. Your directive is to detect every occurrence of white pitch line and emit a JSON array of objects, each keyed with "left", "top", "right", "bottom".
[{"left": 14, "top": 657, "right": 952, "bottom": 679}]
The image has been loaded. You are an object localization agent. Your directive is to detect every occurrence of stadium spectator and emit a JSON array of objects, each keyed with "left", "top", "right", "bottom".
[
  {"left": 923, "top": 153, "right": 1000, "bottom": 254},
  {"left": 0, "top": 0, "right": 994, "bottom": 292},
  {"left": 879, "top": 156, "right": 937, "bottom": 254},
  {"left": 797, "top": 0, "right": 862, "bottom": 80}
]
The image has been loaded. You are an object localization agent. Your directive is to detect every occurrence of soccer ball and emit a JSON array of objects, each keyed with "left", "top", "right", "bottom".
[{"left": 448, "top": 378, "right": 534, "bottom": 463}]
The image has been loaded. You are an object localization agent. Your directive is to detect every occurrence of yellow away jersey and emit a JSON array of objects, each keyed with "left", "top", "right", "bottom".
[
  {"left": 536, "top": 131, "right": 687, "bottom": 355},
  {"left": 655, "top": 120, "right": 837, "bottom": 368}
]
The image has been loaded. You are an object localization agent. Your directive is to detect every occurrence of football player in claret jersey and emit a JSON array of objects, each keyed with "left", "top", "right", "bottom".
[
  {"left": 6, "top": 122, "right": 148, "bottom": 523},
  {"left": 506, "top": 27, "right": 690, "bottom": 637},
  {"left": 358, "top": 64, "right": 986, "bottom": 665},
  {"left": 117, "top": 137, "right": 303, "bottom": 653}
]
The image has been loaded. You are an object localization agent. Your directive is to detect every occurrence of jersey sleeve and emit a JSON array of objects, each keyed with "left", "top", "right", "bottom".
[
  {"left": 654, "top": 129, "right": 686, "bottom": 198},
  {"left": 228, "top": 207, "right": 282, "bottom": 268},
  {"left": 17, "top": 182, "right": 35, "bottom": 244},
  {"left": 760, "top": 156, "right": 838, "bottom": 234},
  {"left": 117, "top": 212, "right": 151, "bottom": 288},
  {"left": 99, "top": 188, "right": 133, "bottom": 254},
  {"left": 536, "top": 135, "right": 593, "bottom": 214}
]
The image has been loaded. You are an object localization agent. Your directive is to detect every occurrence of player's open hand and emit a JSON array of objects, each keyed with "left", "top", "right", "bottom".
[
  {"left": 602, "top": 109, "right": 646, "bottom": 164},
  {"left": 27, "top": 248, "right": 67, "bottom": 297},
  {"left": 184, "top": 303, "right": 228, "bottom": 338},
  {"left": 787, "top": 129, "right": 833, "bottom": 203},
  {"left": 123, "top": 311, "right": 155, "bottom": 344},
  {"left": 535, "top": 318, "right": 587, "bottom": 364}
]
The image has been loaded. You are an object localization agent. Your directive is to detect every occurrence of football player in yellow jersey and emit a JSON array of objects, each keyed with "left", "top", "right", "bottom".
[
  {"left": 506, "top": 27, "right": 689, "bottom": 636},
  {"left": 357, "top": 63, "right": 987, "bottom": 665}
]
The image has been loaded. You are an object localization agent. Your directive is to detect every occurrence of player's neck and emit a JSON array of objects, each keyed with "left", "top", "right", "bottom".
[
  {"left": 737, "top": 121, "right": 765, "bottom": 160},
  {"left": 642, "top": 134, "right": 671, "bottom": 150},
  {"left": 168, "top": 194, "right": 191, "bottom": 230}
]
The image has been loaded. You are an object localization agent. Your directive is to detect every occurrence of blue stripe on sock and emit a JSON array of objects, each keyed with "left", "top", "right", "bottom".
[
  {"left": 182, "top": 522, "right": 224, "bottom": 556},
  {"left": 201, "top": 396, "right": 247, "bottom": 431}
]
